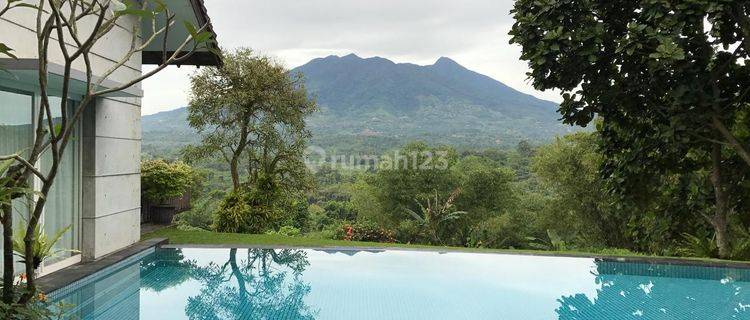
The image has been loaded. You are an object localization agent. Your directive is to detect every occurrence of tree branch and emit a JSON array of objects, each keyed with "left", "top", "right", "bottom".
[
  {"left": 0, "top": 155, "right": 47, "bottom": 183},
  {"left": 712, "top": 116, "right": 750, "bottom": 166}
]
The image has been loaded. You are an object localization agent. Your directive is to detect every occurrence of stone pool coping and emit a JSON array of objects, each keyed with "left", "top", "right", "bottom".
[
  {"left": 162, "top": 243, "right": 750, "bottom": 269},
  {"left": 38, "top": 238, "right": 168, "bottom": 294}
]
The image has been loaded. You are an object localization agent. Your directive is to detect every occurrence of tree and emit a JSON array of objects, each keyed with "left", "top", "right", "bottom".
[
  {"left": 0, "top": 0, "right": 215, "bottom": 310},
  {"left": 532, "top": 132, "right": 628, "bottom": 247},
  {"left": 184, "top": 48, "right": 316, "bottom": 192},
  {"left": 373, "top": 142, "right": 458, "bottom": 224},
  {"left": 510, "top": 0, "right": 750, "bottom": 258},
  {"left": 185, "top": 248, "right": 315, "bottom": 319}
]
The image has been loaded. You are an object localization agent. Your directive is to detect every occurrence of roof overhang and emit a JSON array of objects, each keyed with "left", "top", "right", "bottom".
[
  {"left": 0, "top": 59, "right": 142, "bottom": 98},
  {"left": 141, "top": 0, "right": 221, "bottom": 67}
]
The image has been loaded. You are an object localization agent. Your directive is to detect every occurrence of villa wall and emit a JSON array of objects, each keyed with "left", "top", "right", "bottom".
[{"left": 0, "top": 8, "right": 143, "bottom": 260}]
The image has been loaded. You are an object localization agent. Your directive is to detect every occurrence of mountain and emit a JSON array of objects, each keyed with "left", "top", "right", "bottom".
[
  {"left": 293, "top": 54, "right": 577, "bottom": 152},
  {"left": 142, "top": 54, "right": 579, "bottom": 156}
]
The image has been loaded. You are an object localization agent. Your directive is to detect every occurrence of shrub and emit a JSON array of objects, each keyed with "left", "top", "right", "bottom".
[
  {"left": 212, "top": 189, "right": 282, "bottom": 234},
  {"left": 323, "top": 200, "right": 358, "bottom": 221},
  {"left": 141, "top": 159, "right": 194, "bottom": 204},
  {"left": 467, "top": 213, "right": 533, "bottom": 249},
  {"left": 334, "top": 221, "right": 395, "bottom": 243},
  {"left": 174, "top": 190, "right": 224, "bottom": 230},
  {"left": 308, "top": 204, "right": 332, "bottom": 231},
  {"left": 395, "top": 220, "right": 425, "bottom": 244},
  {"left": 283, "top": 196, "right": 310, "bottom": 232}
]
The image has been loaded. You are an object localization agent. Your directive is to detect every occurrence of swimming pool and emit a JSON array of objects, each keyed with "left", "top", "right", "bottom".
[{"left": 49, "top": 247, "right": 750, "bottom": 319}]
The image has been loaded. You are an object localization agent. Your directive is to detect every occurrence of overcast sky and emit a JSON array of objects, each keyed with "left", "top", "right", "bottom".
[{"left": 141, "top": 0, "right": 562, "bottom": 115}]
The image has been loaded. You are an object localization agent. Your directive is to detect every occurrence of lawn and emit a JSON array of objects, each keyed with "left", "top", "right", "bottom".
[{"left": 142, "top": 227, "right": 750, "bottom": 267}]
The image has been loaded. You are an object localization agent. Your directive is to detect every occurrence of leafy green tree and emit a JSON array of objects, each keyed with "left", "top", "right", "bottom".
[
  {"left": 373, "top": 142, "right": 458, "bottom": 224},
  {"left": 510, "top": 0, "right": 750, "bottom": 257},
  {"left": 453, "top": 156, "right": 516, "bottom": 220},
  {"left": 348, "top": 177, "right": 387, "bottom": 225},
  {"left": 141, "top": 159, "right": 194, "bottom": 204},
  {"left": 184, "top": 48, "right": 315, "bottom": 191},
  {"left": 185, "top": 48, "right": 315, "bottom": 233},
  {"left": 532, "top": 133, "right": 625, "bottom": 247}
]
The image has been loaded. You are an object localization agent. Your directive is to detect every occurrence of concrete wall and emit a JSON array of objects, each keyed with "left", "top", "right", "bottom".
[
  {"left": 1, "top": 7, "right": 143, "bottom": 260},
  {"left": 82, "top": 96, "right": 142, "bottom": 260}
]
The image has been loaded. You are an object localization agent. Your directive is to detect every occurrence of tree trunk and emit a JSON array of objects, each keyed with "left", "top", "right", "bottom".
[
  {"left": 230, "top": 156, "right": 240, "bottom": 190},
  {"left": 709, "top": 143, "right": 731, "bottom": 259},
  {"left": 228, "top": 249, "right": 247, "bottom": 301},
  {"left": 2, "top": 202, "right": 14, "bottom": 304}
]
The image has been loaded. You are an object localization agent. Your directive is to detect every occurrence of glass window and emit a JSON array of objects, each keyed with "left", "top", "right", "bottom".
[
  {"left": 0, "top": 88, "right": 34, "bottom": 271},
  {"left": 42, "top": 97, "right": 81, "bottom": 264},
  {"left": 0, "top": 89, "right": 81, "bottom": 269}
]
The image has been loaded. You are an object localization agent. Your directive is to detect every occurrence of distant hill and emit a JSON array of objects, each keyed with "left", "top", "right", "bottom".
[{"left": 142, "top": 54, "right": 580, "bottom": 156}]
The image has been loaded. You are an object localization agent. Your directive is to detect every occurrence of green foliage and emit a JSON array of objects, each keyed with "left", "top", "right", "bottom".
[
  {"left": 404, "top": 189, "right": 467, "bottom": 245},
  {"left": 373, "top": 142, "right": 459, "bottom": 222},
  {"left": 12, "top": 219, "right": 77, "bottom": 270},
  {"left": 510, "top": 0, "right": 750, "bottom": 257},
  {"left": 468, "top": 211, "right": 535, "bottom": 249},
  {"left": 212, "top": 189, "right": 282, "bottom": 234},
  {"left": 677, "top": 232, "right": 718, "bottom": 259},
  {"left": 531, "top": 132, "right": 622, "bottom": 247},
  {"left": 307, "top": 204, "right": 330, "bottom": 231},
  {"left": 174, "top": 193, "right": 220, "bottom": 231},
  {"left": 283, "top": 197, "right": 311, "bottom": 232},
  {"left": 141, "top": 159, "right": 194, "bottom": 204},
  {"left": 0, "top": 293, "right": 67, "bottom": 320},
  {"left": 266, "top": 226, "right": 302, "bottom": 237},
  {"left": 184, "top": 48, "right": 315, "bottom": 193},
  {"left": 348, "top": 178, "right": 386, "bottom": 225},
  {"left": 322, "top": 200, "right": 357, "bottom": 221},
  {"left": 527, "top": 230, "right": 568, "bottom": 252},
  {"left": 212, "top": 190, "right": 248, "bottom": 233}
]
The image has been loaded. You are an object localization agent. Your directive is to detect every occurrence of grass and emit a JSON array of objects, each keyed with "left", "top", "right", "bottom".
[{"left": 142, "top": 227, "right": 750, "bottom": 267}]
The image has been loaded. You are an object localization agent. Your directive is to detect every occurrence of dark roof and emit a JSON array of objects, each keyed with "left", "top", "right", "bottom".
[{"left": 142, "top": 0, "right": 221, "bottom": 66}]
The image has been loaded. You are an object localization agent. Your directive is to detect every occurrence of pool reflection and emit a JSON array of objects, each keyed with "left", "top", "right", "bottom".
[
  {"left": 142, "top": 248, "right": 316, "bottom": 320},
  {"left": 556, "top": 261, "right": 750, "bottom": 319},
  {"left": 51, "top": 249, "right": 750, "bottom": 319}
]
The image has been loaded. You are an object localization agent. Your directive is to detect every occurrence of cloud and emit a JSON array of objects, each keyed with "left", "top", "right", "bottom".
[{"left": 141, "top": 0, "right": 561, "bottom": 115}]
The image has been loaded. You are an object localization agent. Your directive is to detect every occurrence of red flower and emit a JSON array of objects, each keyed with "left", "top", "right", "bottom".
[{"left": 344, "top": 226, "right": 354, "bottom": 241}]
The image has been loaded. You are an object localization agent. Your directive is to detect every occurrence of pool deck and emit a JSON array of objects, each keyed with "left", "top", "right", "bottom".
[{"left": 37, "top": 238, "right": 168, "bottom": 293}]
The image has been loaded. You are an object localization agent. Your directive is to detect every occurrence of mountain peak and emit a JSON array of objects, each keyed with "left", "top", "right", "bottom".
[
  {"left": 434, "top": 56, "right": 461, "bottom": 67},
  {"left": 342, "top": 53, "right": 361, "bottom": 60}
]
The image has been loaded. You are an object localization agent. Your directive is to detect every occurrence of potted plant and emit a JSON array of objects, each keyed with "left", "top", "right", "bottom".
[{"left": 141, "top": 159, "right": 194, "bottom": 224}]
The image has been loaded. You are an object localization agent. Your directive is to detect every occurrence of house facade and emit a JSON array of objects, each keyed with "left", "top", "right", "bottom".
[{"left": 0, "top": 0, "right": 219, "bottom": 274}]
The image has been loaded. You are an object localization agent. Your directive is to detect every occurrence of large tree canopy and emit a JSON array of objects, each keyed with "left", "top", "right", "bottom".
[
  {"left": 510, "top": 0, "right": 750, "bottom": 257},
  {"left": 185, "top": 48, "right": 316, "bottom": 192}
]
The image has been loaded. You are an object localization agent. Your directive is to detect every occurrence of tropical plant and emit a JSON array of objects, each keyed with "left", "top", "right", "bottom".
[
  {"left": 527, "top": 229, "right": 568, "bottom": 252},
  {"left": 676, "top": 232, "right": 718, "bottom": 258},
  {"left": 404, "top": 188, "right": 467, "bottom": 244},
  {"left": 212, "top": 189, "right": 282, "bottom": 234},
  {"left": 141, "top": 159, "right": 194, "bottom": 204},
  {"left": 12, "top": 221, "right": 76, "bottom": 270}
]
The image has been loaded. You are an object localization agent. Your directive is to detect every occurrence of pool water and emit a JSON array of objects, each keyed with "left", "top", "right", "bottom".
[{"left": 50, "top": 248, "right": 750, "bottom": 319}]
